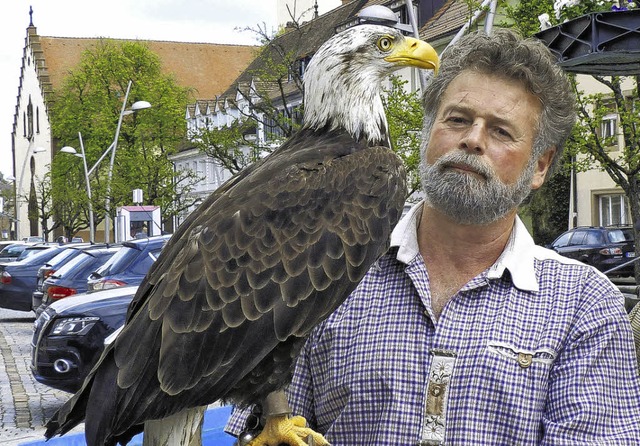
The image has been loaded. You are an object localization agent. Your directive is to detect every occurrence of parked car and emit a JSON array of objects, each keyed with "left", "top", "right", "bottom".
[
  {"left": 31, "top": 286, "right": 138, "bottom": 392},
  {"left": 0, "top": 242, "right": 27, "bottom": 263},
  {"left": 550, "top": 225, "right": 635, "bottom": 276},
  {"left": 0, "top": 245, "right": 70, "bottom": 311},
  {"left": 87, "top": 235, "right": 171, "bottom": 292},
  {"left": 36, "top": 245, "right": 121, "bottom": 317},
  {"left": 31, "top": 244, "right": 92, "bottom": 312}
]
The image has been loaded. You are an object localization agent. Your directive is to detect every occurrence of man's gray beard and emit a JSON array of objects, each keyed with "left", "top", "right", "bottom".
[{"left": 419, "top": 151, "right": 536, "bottom": 226}]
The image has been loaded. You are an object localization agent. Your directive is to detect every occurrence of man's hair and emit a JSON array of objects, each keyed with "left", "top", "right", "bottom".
[{"left": 422, "top": 29, "right": 576, "bottom": 173}]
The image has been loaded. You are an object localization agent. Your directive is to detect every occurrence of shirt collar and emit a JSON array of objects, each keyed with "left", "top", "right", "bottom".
[{"left": 389, "top": 200, "right": 539, "bottom": 292}]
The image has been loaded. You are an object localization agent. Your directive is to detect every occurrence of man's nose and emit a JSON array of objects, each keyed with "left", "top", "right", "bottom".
[{"left": 458, "top": 122, "right": 486, "bottom": 154}]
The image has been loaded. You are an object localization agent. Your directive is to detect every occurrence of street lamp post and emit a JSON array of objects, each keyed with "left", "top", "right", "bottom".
[
  {"left": 61, "top": 132, "right": 94, "bottom": 243},
  {"left": 62, "top": 82, "right": 150, "bottom": 244},
  {"left": 104, "top": 80, "right": 151, "bottom": 244}
]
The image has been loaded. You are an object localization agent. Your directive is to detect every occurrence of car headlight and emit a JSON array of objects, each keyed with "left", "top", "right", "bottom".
[{"left": 50, "top": 317, "right": 99, "bottom": 336}]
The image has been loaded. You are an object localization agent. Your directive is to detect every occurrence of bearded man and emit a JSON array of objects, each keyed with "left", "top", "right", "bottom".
[{"left": 227, "top": 29, "right": 640, "bottom": 445}]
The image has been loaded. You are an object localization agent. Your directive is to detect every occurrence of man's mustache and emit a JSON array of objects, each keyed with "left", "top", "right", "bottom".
[{"left": 432, "top": 152, "right": 494, "bottom": 181}]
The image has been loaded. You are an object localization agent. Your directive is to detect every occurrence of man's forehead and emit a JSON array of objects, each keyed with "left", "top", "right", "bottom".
[{"left": 439, "top": 71, "right": 540, "bottom": 117}]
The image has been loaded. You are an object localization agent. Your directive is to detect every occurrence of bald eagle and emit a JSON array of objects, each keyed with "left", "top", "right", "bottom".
[{"left": 45, "top": 24, "right": 438, "bottom": 446}]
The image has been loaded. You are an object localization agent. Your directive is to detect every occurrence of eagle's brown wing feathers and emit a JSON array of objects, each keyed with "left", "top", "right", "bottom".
[{"left": 46, "top": 128, "right": 406, "bottom": 444}]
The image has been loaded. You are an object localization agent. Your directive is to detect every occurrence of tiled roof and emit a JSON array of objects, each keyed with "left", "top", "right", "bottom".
[
  {"left": 420, "top": 0, "right": 477, "bottom": 42},
  {"left": 35, "top": 35, "right": 257, "bottom": 102},
  {"left": 220, "top": 0, "right": 370, "bottom": 99}
]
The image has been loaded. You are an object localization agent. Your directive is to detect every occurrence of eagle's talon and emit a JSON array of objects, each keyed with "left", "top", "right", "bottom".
[{"left": 245, "top": 415, "right": 329, "bottom": 446}]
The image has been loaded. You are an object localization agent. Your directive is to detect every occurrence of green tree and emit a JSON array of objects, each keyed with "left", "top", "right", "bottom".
[
  {"left": 382, "top": 75, "right": 425, "bottom": 197},
  {"left": 505, "top": 1, "right": 640, "bottom": 277},
  {"left": 50, "top": 39, "right": 198, "bottom": 235}
]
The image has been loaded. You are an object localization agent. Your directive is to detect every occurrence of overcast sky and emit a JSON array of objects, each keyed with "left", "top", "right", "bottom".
[{"left": 0, "top": 0, "right": 292, "bottom": 178}]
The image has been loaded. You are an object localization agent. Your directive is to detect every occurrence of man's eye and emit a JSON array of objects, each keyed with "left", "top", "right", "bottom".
[{"left": 495, "top": 128, "right": 512, "bottom": 139}]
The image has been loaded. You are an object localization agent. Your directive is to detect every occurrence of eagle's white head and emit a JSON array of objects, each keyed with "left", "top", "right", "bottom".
[{"left": 303, "top": 24, "right": 439, "bottom": 144}]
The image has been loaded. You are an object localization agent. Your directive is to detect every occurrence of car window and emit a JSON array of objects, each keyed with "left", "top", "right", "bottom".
[
  {"left": 47, "top": 248, "right": 80, "bottom": 267},
  {"left": 129, "top": 252, "right": 157, "bottom": 275},
  {"left": 94, "top": 246, "right": 139, "bottom": 276},
  {"left": 569, "top": 231, "right": 587, "bottom": 246},
  {"left": 621, "top": 228, "right": 634, "bottom": 241},
  {"left": 584, "top": 231, "right": 604, "bottom": 245},
  {"left": 19, "top": 247, "right": 60, "bottom": 265},
  {"left": 53, "top": 252, "right": 94, "bottom": 278},
  {"left": 552, "top": 232, "right": 572, "bottom": 248},
  {"left": 0, "top": 244, "right": 27, "bottom": 257},
  {"left": 17, "top": 246, "right": 51, "bottom": 261},
  {"left": 54, "top": 250, "right": 116, "bottom": 279},
  {"left": 608, "top": 229, "right": 631, "bottom": 243}
]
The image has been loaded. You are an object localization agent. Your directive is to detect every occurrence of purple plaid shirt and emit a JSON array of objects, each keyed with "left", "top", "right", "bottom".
[{"left": 227, "top": 202, "right": 640, "bottom": 444}]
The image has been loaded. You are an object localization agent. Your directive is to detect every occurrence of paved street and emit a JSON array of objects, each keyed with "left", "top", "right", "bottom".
[{"left": 0, "top": 307, "right": 83, "bottom": 445}]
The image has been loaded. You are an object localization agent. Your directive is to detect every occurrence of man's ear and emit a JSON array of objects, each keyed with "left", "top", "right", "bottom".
[{"left": 531, "top": 147, "right": 556, "bottom": 190}]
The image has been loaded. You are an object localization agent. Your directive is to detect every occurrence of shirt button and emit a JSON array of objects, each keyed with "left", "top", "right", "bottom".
[{"left": 517, "top": 353, "right": 532, "bottom": 368}]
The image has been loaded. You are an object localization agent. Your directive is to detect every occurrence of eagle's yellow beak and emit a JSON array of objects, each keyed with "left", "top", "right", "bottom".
[{"left": 385, "top": 37, "right": 439, "bottom": 74}]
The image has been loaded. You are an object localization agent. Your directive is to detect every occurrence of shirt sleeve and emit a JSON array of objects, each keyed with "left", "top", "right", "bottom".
[
  {"left": 224, "top": 405, "right": 253, "bottom": 437},
  {"left": 542, "top": 273, "right": 640, "bottom": 444}
]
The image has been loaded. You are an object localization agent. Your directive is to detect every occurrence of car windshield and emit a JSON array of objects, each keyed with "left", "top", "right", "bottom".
[
  {"left": 47, "top": 248, "right": 81, "bottom": 267},
  {"left": 0, "top": 244, "right": 26, "bottom": 258},
  {"left": 620, "top": 228, "right": 634, "bottom": 242},
  {"left": 17, "top": 246, "right": 51, "bottom": 261},
  {"left": 54, "top": 249, "right": 119, "bottom": 279},
  {"left": 94, "top": 246, "right": 140, "bottom": 277},
  {"left": 53, "top": 252, "right": 96, "bottom": 279},
  {"left": 18, "top": 247, "right": 58, "bottom": 264},
  {"left": 607, "top": 229, "right": 630, "bottom": 243}
]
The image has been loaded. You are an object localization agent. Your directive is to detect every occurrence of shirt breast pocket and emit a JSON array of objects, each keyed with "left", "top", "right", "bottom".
[{"left": 478, "top": 341, "right": 556, "bottom": 406}]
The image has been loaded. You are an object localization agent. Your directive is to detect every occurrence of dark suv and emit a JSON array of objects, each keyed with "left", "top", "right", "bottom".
[
  {"left": 31, "top": 286, "right": 138, "bottom": 392},
  {"left": 550, "top": 226, "right": 635, "bottom": 276},
  {"left": 87, "top": 235, "right": 171, "bottom": 292}
]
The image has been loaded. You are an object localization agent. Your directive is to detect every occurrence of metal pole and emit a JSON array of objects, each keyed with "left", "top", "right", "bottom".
[
  {"left": 87, "top": 142, "right": 115, "bottom": 177},
  {"left": 78, "top": 132, "right": 94, "bottom": 243},
  {"left": 404, "top": 0, "right": 428, "bottom": 90},
  {"left": 484, "top": 0, "right": 498, "bottom": 34},
  {"left": 104, "top": 80, "right": 133, "bottom": 244}
]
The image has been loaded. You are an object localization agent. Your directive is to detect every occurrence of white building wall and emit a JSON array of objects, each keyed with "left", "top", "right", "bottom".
[{"left": 13, "top": 28, "right": 53, "bottom": 240}]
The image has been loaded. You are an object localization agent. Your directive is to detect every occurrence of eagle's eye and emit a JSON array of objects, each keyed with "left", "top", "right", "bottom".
[{"left": 376, "top": 36, "right": 394, "bottom": 52}]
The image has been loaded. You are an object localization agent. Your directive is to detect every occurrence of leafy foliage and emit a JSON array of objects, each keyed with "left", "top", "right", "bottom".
[
  {"left": 50, "top": 40, "right": 200, "bottom": 236},
  {"left": 382, "top": 75, "right": 425, "bottom": 197}
]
